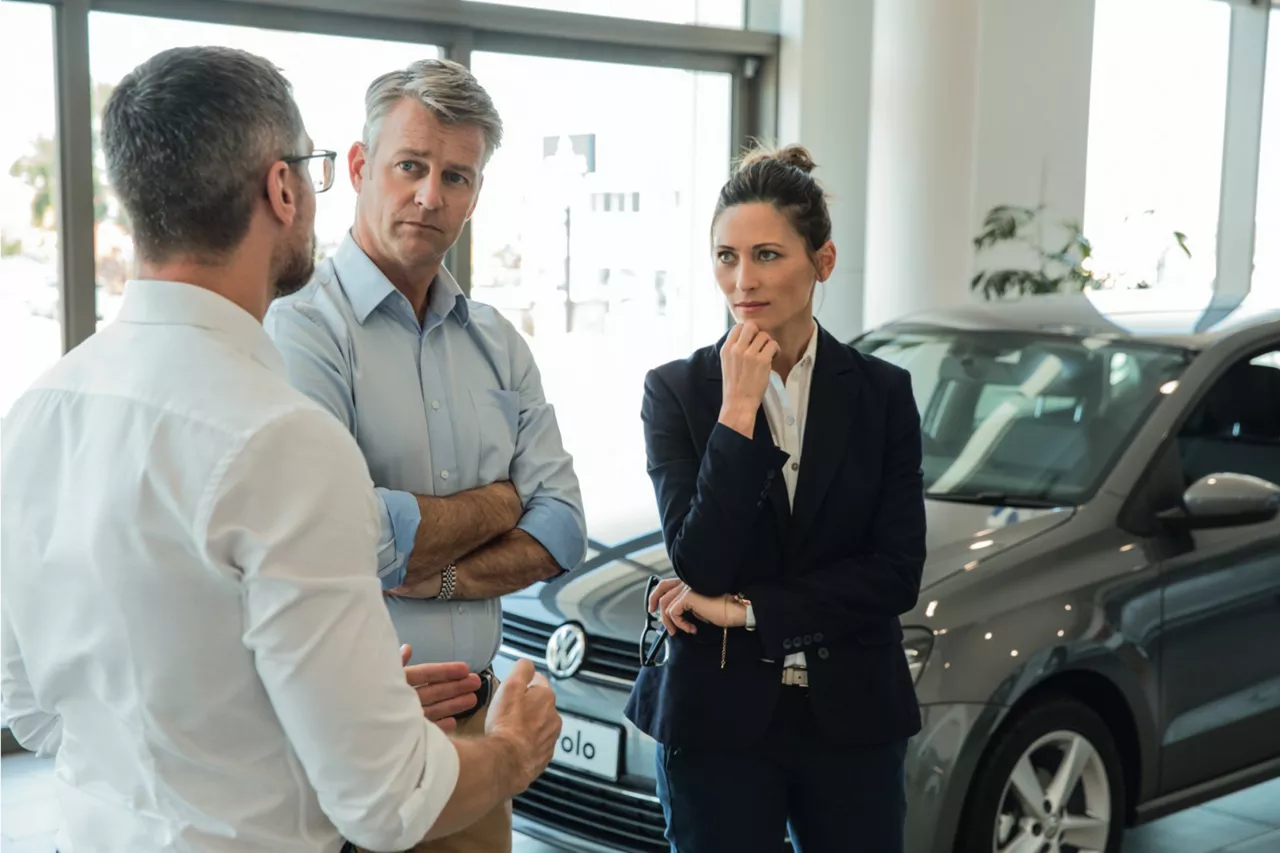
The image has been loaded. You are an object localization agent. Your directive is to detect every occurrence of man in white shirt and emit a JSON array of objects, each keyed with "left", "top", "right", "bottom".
[{"left": 0, "top": 45, "right": 560, "bottom": 853}]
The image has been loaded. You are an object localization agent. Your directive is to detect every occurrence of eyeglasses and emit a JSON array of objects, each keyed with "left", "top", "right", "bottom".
[
  {"left": 283, "top": 149, "right": 337, "bottom": 193},
  {"left": 639, "top": 574, "right": 671, "bottom": 668}
]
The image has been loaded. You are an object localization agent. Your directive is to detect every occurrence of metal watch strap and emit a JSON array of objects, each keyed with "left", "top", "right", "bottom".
[{"left": 438, "top": 564, "right": 458, "bottom": 601}]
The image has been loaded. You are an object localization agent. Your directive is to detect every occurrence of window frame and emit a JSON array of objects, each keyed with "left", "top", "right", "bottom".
[{"left": 8, "top": 0, "right": 777, "bottom": 348}]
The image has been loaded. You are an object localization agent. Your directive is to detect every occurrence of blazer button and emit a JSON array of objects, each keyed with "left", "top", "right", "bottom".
[
  {"left": 792, "top": 637, "right": 803, "bottom": 648},
  {"left": 814, "top": 633, "right": 824, "bottom": 643},
  {"left": 818, "top": 647, "right": 830, "bottom": 660},
  {"left": 803, "top": 634, "right": 813, "bottom": 646},
  {"left": 783, "top": 638, "right": 793, "bottom": 650}
]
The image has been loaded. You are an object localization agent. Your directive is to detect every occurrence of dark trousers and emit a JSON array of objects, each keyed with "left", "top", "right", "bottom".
[{"left": 654, "top": 689, "right": 908, "bottom": 853}]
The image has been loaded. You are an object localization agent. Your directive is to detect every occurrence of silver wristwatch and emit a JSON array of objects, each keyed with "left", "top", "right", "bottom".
[{"left": 438, "top": 564, "right": 458, "bottom": 601}]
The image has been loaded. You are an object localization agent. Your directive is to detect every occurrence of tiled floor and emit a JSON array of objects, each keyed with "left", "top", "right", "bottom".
[{"left": 4, "top": 750, "right": 1278, "bottom": 852}]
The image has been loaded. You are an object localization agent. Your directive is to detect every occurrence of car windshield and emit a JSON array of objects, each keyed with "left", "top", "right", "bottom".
[{"left": 855, "top": 326, "right": 1193, "bottom": 506}]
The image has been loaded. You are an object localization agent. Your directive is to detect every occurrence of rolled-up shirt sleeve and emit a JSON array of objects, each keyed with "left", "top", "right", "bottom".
[
  {"left": 505, "top": 329, "right": 587, "bottom": 572},
  {"left": 200, "top": 409, "right": 458, "bottom": 851},
  {"left": 375, "top": 487, "right": 422, "bottom": 589},
  {"left": 1, "top": 610, "right": 63, "bottom": 758},
  {"left": 518, "top": 496, "right": 585, "bottom": 573}
]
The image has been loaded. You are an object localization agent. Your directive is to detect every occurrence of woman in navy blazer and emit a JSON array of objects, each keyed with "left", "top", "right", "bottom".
[{"left": 624, "top": 145, "right": 927, "bottom": 853}]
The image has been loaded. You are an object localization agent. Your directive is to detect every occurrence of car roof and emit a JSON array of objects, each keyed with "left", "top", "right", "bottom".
[{"left": 880, "top": 288, "right": 1280, "bottom": 351}]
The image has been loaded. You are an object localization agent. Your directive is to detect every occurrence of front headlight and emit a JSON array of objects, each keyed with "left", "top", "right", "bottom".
[{"left": 902, "top": 627, "right": 935, "bottom": 684}]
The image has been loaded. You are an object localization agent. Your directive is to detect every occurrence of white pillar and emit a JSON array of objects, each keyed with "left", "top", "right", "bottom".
[
  {"left": 863, "top": 0, "right": 983, "bottom": 329},
  {"left": 774, "top": 0, "right": 876, "bottom": 342}
]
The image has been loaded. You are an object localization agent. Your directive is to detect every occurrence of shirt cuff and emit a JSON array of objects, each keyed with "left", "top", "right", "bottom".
[
  {"left": 375, "top": 487, "right": 421, "bottom": 590},
  {"left": 517, "top": 498, "right": 585, "bottom": 572}
]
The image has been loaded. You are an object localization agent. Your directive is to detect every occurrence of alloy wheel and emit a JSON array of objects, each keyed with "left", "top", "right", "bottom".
[{"left": 992, "top": 730, "right": 1112, "bottom": 853}]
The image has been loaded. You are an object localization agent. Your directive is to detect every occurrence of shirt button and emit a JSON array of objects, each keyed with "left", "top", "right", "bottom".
[
  {"left": 457, "top": 605, "right": 467, "bottom": 614},
  {"left": 786, "top": 416, "right": 795, "bottom": 426},
  {"left": 790, "top": 462, "right": 799, "bottom": 471},
  {"left": 431, "top": 400, "right": 441, "bottom": 410},
  {"left": 440, "top": 470, "right": 450, "bottom": 480}
]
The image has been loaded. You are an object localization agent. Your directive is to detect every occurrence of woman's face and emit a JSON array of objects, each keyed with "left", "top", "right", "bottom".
[{"left": 711, "top": 202, "right": 835, "bottom": 335}]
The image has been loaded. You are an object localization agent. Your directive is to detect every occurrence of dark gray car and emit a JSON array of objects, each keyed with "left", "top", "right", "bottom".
[{"left": 494, "top": 292, "right": 1280, "bottom": 853}]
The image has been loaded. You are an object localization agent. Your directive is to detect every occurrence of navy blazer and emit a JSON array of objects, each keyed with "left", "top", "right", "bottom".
[{"left": 624, "top": 326, "right": 927, "bottom": 749}]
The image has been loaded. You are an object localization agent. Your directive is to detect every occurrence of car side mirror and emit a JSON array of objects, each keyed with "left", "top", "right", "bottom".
[{"left": 1158, "top": 472, "right": 1280, "bottom": 529}]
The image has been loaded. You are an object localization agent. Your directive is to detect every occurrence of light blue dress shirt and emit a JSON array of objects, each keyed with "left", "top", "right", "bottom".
[{"left": 264, "top": 234, "right": 586, "bottom": 670}]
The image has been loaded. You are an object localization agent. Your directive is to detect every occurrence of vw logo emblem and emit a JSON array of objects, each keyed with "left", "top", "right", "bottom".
[{"left": 546, "top": 623, "right": 587, "bottom": 679}]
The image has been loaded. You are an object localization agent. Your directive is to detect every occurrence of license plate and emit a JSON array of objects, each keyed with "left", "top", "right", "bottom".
[{"left": 551, "top": 712, "right": 623, "bottom": 781}]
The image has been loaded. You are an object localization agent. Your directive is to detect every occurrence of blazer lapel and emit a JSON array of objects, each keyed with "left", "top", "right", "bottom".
[
  {"left": 756, "top": 406, "right": 792, "bottom": 527},
  {"left": 790, "top": 328, "right": 859, "bottom": 550}
]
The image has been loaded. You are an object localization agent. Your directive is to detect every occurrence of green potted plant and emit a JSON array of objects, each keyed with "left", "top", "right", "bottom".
[{"left": 970, "top": 204, "right": 1190, "bottom": 299}]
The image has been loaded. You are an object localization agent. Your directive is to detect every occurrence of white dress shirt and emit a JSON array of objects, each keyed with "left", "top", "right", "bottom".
[
  {"left": 0, "top": 280, "right": 459, "bottom": 853},
  {"left": 761, "top": 322, "right": 819, "bottom": 669}
]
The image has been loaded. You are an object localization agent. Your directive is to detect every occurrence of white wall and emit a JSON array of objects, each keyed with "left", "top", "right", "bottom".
[
  {"left": 768, "top": 0, "right": 1098, "bottom": 332},
  {"left": 970, "top": 0, "right": 1096, "bottom": 279}
]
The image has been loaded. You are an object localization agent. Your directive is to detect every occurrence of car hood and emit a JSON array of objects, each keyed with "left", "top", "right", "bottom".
[
  {"left": 917, "top": 500, "right": 1075, "bottom": 590},
  {"left": 503, "top": 501, "right": 1075, "bottom": 645}
]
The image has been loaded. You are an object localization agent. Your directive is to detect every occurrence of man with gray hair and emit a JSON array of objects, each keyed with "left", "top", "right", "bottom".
[
  {"left": 1, "top": 46, "right": 561, "bottom": 853},
  {"left": 266, "top": 58, "right": 586, "bottom": 853}
]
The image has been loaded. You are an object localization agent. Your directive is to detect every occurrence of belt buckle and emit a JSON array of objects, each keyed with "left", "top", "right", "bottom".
[{"left": 781, "top": 667, "right": 808, "bottom": 688}]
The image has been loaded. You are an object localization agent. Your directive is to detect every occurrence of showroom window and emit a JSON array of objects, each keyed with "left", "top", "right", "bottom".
[
  {"left": 468, "top": 0, "right": 744, "bottom": 28},
  {"left": 1084, "top": 0, "right": 1230, "bottom": 292},
  {"left": 1, "top": 2, "right": 62, "bottom": 419},
  {"left": 469, "top": 51, "right": 732, "bottom": 539},
  {"left": 1253, "top": 7, "right": 1280, "bottom": 298},
  {"left": 0, "top": 0, "right": 62, "bottom": 732},
  {"left": 87, "top": 12, "right": 442, "bottom": 328}
]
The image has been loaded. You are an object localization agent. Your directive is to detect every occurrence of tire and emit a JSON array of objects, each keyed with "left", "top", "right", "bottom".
[{"left": 954, "top": 698, "right": 1126, "bottom": 853}]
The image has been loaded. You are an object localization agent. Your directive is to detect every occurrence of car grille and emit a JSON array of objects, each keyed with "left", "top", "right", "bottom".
[
  {"left": 502, "top": 612, "right": 641, "bottom": 684},
  {"left": 515, "top": 767, "right": 667, "bottom": 853}
]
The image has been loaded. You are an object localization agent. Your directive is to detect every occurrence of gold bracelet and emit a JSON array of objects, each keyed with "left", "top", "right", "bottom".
[{"left": 721, "top": 597, "right": 729, "bottom": 669}]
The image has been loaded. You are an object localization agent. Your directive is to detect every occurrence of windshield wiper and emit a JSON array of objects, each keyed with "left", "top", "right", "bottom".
[{"left": 925, "top": 491, "right": 1065, "bottom": 509}]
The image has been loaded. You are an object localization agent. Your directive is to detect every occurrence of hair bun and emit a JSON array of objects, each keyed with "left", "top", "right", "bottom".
[{"left": 738, "top": 143, "right": 817, "bottom": 175}]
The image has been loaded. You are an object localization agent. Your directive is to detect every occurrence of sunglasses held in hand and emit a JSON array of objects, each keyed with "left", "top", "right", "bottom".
[{"left": 640, "top": 575, "right": 670, "bottom": 668}]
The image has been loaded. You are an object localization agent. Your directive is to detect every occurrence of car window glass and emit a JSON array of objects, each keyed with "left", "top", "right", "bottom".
[
  {"left": 1177, "top": 348, "right": 1280, "bottom": 488},
  {"left": 857, "top": 329, "right": 1191, "bottom": 504}
]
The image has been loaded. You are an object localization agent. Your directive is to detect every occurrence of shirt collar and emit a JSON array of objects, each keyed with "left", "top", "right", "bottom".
[
  {"left": 333, "top": 232, "right": 470, "bottom": 328},
  {"left": 798, "top": 320, "right": 819, "bottom": 370},
  {"left": 115, "top": 279, "right": 285, "bottom": 375}
]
